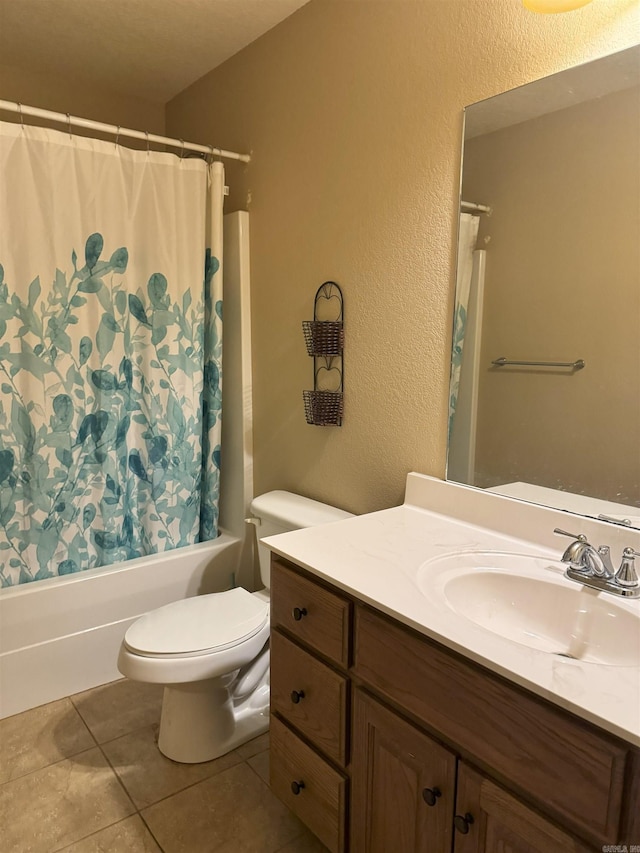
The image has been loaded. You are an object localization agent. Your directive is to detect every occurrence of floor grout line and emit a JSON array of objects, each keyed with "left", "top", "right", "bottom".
[
  {"left": 243, "top": 750, "right": 270, "bottom": 785},
  {"left": 87, "top": 720, "right": 160, "bottom": 748},
  {"left": 48, "top": 815, "right": 150, "bottom": 853},
  {"left": 138, "top": 809, "right": 167, "bottom": 853},
  {"left": 135, "top": 754, "right": 253, "bottom": 814},
  {"left": 67, "top": 695, "right": 100, "bottom": 748},
  {"left": 97, "top": 740, "right": 139, "bottom": 814},
  {"left": 0, "top": 743, "right": 104, "bottom": 789}
]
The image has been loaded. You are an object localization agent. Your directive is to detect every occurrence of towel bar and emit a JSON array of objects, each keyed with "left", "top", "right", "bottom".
[{"left": 491, "top": 357, "right": 585, "bottom": 370}]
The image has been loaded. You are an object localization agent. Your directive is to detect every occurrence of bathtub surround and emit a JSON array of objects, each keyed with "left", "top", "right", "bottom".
[{"left": 0, "top": 123, "right": 224, "bottom": 586}]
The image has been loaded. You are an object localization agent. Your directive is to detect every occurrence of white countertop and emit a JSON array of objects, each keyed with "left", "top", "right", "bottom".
[{"left": 263, "top": 474, "right": 640, "bottom": 748}]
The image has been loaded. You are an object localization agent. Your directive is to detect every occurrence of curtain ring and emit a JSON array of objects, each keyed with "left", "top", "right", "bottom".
[
  {"left": 115, "top": 126, "right": 120, "bottom": 148},
  {"left": 180, "top": 139, "right": 185, "bottom": 159},
  {"left": 145, "top": 130, "right": 150, "bottom": 153},
  {"left": 66, "top": 113, "right": 72, "bottom": 139},
  {"left": 207, "top": 144, "right": 214, "bottom": 165},
  {"left": 17, "top": 102, "right": 24, "bottom": 129}
]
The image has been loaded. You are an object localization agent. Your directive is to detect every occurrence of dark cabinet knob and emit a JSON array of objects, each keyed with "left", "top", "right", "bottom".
[
  {"left": 291, "top": 780, "right": 305, "bottom": 795},
  {"left": 292, "top": 606, "right": 307, "bottom": 621},
  {"left": 421, "top": 787, "right": 442, "bottom": 807},
  {"left": 290, "top": 689, "right": 305, "bottom": 704},
  {"left": 454, "top": 813, "right": 475, "bottom": 834}
]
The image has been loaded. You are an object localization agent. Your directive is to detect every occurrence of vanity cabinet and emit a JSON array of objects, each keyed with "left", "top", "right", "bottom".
[
  {"left": 353, "top": 605, "right": 630, "bottom": 847},
  {"left": 269, "top": 557, "right": 640, "bottom": 852}
]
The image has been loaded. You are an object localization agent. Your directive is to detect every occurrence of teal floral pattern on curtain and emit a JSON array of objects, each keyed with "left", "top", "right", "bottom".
[
  {"left": 0, "top": 123, "right": 225, "bottom": 587},
  {"left": 0, "top": 232, "right": 221, "bottom": 587},
  {"left": 0, "top": 124, "right": 225, "bottom": 586},
  {"left": 199, "top": 248, "right": 223, "bottom": 542}
]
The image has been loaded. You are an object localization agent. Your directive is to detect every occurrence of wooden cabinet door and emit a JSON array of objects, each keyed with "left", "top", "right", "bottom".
[
  {"left": 453, "top": 764, "right": 593, "bottom": 853},
  {"left": 350, "top": 689, "right": 456, "bottom": 853}
]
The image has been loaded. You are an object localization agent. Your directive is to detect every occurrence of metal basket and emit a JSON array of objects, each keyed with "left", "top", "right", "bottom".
[
  {"left": 302, "top": 320, "right": 344, "bottom": 357},
  {"left": 303, "top": 390, "right": 344, "bottom": 427}
]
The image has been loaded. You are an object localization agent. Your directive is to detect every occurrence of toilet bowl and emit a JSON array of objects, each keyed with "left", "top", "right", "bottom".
[{"left": 117, "top": 491, "right": 352, "bottom": 763}]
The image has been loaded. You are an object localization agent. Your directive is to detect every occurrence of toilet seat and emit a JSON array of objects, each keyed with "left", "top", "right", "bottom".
[{"left": 124, "top": 587, "right": 269, "bottom": 659}]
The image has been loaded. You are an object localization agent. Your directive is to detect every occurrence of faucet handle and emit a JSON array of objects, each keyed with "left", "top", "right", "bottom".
[
  {"left": 553, "top": 528, "right": 588, "bottom": 542},
  {"left": 596, "top": 545, "right": 615, "bottom": 578},
  {"left": 615, "top": 547, "right": 640, "bottom": 588},
  {"left": 554, "top": 528, "right": 591, "bottom": 572}
]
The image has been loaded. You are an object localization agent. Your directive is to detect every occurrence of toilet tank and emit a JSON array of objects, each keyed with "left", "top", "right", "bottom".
[{"left": 249, "top": 491, "right": 353, "bottom": 589}]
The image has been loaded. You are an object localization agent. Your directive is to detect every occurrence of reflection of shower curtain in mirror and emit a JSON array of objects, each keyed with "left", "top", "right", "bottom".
[
  {"left": 448, "top": 213, "right": 483, "bottom": 483},
  {"left": 0, "top": 122, "right": 224, "bottom": 586}
]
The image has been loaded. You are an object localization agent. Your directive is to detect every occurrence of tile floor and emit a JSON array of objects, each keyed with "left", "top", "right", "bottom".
[{"left": 0, "top": 679, "right": 328, "bottom": 852}]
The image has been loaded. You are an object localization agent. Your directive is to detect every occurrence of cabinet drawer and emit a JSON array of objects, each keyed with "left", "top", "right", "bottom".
[
  {"left": 271, "top": 559, "right": 351, "bottom": 666},
  {"left": 270, "top": 715, "right": 347, "bottom": 853},
  {"left": 354, "top": 605, "right": 628, "bottom": 846},
  {"left": 271, "top": 629, "right": 348, "bottom": 766}
]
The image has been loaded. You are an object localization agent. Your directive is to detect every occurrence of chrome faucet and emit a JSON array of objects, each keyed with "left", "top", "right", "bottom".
[{"left": 554, "top": 528, "right": 640, "bottom": 598}]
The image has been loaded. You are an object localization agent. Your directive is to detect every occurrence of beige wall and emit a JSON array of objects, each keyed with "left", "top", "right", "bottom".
[
  {"left": 463, "top": 87, "right": 640, "bottom": 505},
  {"left": 0, "top": 62, "right": 165, "bottom": 136},
  {"left": 166, "top": 0, "right": 639, "bottom": 515}
]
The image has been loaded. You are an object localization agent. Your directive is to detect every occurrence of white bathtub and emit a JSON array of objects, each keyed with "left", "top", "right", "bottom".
[{"left": 0, "top": 533, "right": 243, "bottom": 719}]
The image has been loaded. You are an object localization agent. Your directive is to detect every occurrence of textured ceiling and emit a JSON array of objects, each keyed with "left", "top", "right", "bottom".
[{"left": 0, "top": 0, "right": 310, "bottom": 103}]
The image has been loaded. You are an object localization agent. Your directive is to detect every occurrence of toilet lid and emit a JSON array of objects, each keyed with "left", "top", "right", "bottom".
[{"left": 124, "top": 587, "right": 269, "bottom": 657}]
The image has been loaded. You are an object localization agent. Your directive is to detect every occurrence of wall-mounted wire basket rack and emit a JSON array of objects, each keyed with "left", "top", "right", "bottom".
[{"left": 302, "top": 281, "right": 344, "bottom": 426}]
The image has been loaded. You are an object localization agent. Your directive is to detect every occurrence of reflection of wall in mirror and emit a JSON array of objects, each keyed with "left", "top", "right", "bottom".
[{"left": 462, "top": 85, "right": 640, "bottom": 505}]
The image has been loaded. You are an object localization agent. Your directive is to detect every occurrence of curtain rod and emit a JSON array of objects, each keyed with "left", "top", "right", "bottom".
[
  {"left": 461, "top": 200, "right": 491, "bottom": 214},
  {"left": 0, "top": 99, "right": 251, "bottom": 163}
]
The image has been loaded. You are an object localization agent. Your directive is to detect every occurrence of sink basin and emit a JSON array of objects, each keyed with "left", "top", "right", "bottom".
[{"left": 417, "top": 552, "right": 640, "bottom": 667}]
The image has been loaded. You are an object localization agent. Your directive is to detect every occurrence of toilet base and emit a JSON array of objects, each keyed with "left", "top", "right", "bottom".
[{"left": 158, "top": 674, "right": 270, "bottom": 764}]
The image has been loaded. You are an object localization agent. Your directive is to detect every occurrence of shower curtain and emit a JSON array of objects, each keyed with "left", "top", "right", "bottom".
[
  {"left": 448, "top": 212, "right": 480, "bottom": 438},
  {"left": 0, "top": 121, "right": 224, "bottom": 586}
]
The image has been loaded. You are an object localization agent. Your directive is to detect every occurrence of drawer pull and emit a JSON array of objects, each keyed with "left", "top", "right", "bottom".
[
  {"left": 422, "top": 786, "right": 442, "bottom": 807},
  {"left": 290, "top": 689, "right": 306, "bottom": 704},
  {"left": 292, "top": 606, "right": 308, "bottom": 621},
  {"left": 454, "top": 813, "right": 475, "bottom": 834},
  {"left": 291, "top": 780, "right": 305, "bottom": 795}
]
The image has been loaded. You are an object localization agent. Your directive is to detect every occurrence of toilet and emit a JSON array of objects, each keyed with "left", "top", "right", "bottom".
[{"left": 117, "top": 491, "right": 352, "bottom": 763}]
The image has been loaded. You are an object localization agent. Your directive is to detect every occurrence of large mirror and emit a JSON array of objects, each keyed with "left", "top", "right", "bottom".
[{"left": 448, "top": 45, "right": 640, "bottom": 528}]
